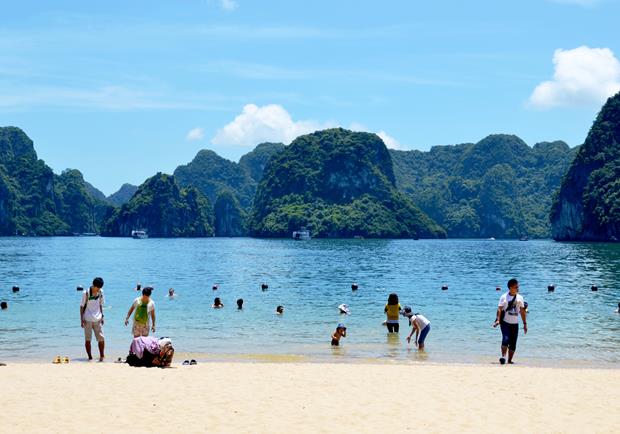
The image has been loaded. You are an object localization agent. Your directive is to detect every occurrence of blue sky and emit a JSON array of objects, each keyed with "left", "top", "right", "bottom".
[{"left": 1, "top": 0, "right": 619, "bottom": 194}]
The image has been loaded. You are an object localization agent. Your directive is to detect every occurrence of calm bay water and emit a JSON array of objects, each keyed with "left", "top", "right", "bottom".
[{"left": 0, "top": 237, "right": 618, "bottom": 365}]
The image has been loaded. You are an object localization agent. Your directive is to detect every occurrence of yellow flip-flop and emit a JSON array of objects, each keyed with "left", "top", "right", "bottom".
[
  {"left": 62, "top": 356, "right": 70, "bottom": 364},
  {"left": 52, "top": 356, "right": 62, "bottom": 364}
]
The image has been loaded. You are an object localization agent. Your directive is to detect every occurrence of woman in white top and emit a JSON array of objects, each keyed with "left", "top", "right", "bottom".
[{"left": 401, "top": 306, "right": 431, "bottom": 350}]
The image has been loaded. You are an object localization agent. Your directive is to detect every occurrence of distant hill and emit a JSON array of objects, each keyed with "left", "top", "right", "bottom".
[
  {"left": 107, "top": 183, "right": 138, "bottom": 206},
  {"left": 239, "top": 142, "right": 285, "bottom": 183},
  {"left": 101, "top": 173, "right": 214, "bottom": 237},
  {"left": 84, "top": 181, "right": 108, "bottom": 203},
  {"left": 0, "top": 127, "right": 111, "bottom": 235},
  {"left": 391, "top": 134, "right": 577, "bottom": 238},
  {"left": 551, "top": 92, "right": 620, "bottom": 241},
  {"left": 250, "top": 128, "right": 446, "bottom": 238}
]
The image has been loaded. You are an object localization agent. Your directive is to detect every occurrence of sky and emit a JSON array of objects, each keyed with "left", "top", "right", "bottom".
[{"left": 1, "top": 0, "right": 619, "bottom": 195}]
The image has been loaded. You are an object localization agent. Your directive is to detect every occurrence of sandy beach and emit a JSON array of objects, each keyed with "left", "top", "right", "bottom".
[{"left": 0, "top": 361, "right": 618, "bottom": 434}]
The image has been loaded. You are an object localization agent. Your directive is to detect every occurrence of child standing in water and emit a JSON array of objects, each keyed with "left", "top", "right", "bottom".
[
  {"left": 384, "top": 293, "right": 401, "bottom": 333},
  {"left": 331, "top": 324, "right": 347, "bottom": 346}
]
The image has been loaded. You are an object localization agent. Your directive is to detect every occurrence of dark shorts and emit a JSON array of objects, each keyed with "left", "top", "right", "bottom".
[
  {"left": 500, "top": 321, "right": 519, "bottom": 351},
  {"left": 387, "top": 322, "right": 399, "bottom": 333},
  {"left": 418, "top": 324, "right": 431, "bottom": 345},
  {"left": 331, "top": 338, "right": 339, "bottom": 346}
]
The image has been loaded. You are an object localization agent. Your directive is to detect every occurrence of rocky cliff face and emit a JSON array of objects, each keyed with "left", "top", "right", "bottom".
[
  {"left": 214, "top": 190, "right": 245, "bottom": 236},
  {"left": 250, "top": 128, "right": 445, "bottom": 238},
  {"left": 101, "top": 173, "right": 214, "bottom": 237},
  {"left": 107, "top": 183, "right": 138, "bottom": 206},
  {"left": 551, "top": 92, "right": 620, "bottom": 241}
]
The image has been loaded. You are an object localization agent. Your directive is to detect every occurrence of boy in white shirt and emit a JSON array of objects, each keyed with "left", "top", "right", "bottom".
[{"left": 80, "top": 277, "right": 105, "bottom": 361}]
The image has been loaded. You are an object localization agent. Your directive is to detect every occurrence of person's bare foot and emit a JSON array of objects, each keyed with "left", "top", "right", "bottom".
[{"left": 98, "top": 357, "right": 105, "bottom": 362}]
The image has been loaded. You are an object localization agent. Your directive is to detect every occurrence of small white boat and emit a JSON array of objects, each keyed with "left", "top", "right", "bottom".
[
  {"left": 131, "top": 230, "right": 148, "bottom": 239},
  {"left": 292, "top": 228, "right": 311, "bottom": 240}
]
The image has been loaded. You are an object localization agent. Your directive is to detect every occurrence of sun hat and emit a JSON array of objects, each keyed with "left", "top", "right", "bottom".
[
  {"left": 338, "top": 303, "right": 350, "bottom": 314},
  {"left": 337, "top": 323, "right": 346, "bottom": 330}
]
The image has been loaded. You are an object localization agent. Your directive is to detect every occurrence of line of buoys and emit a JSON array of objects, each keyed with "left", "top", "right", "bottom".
[
  {"left": 0, "top": 301, "right": 7, "bottom": 310},
  {"left": 261, "top": 283, "right": 269, "bottom": 291},
  {"left": 351, "top": 283, "right": 358, "bottom": 291},
  {"left": 441, "top": 285, "right": 448, "bottom": 291},
  {"left": 591, "top": 285, "right": 598, "bottom": 292},
  {"left": 77, "top": 286, "right": 84, "bottom": 292},
  {"left": 12, "top": 286, "right": 19, "bottom": 293},
  {"left": 548, "top": 284, "right": 555, "bottom": 292}
]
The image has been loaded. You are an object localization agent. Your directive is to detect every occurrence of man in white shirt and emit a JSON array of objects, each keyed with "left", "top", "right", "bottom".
[
  {"left": 493, "top": 278, "right": 527, "bottom": 365},
  {"left": 80, "top": 277, "right": 105, "bottom": 361}
]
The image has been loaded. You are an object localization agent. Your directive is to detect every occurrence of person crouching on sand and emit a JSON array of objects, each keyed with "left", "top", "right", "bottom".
[
  {"left": 125, "top": 287, "right": 156, "bottom": 337},
  {"left": 331, "top": 324, "right": 347, "bottom": 346},
  {"left": 401, "top": 306, "right": 431, "bottom": 350}
]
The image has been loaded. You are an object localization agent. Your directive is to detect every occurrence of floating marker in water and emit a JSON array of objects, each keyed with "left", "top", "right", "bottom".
[
  {"left": 11, "top": 286, "right": 19, "bottom": 293},
  {"left": 351, "top": 283, "right": 358, "bottom": 291},
  {"left": 441, "top": 285, "right": 448, "bottom": 290},
  {"left": 591, "top": 285, "right": 598, "bottom": 291},
  {"left": 261, "top": 283, "right": 269, "bottom": 291},
  {"left": 548, "top": 284, "right": 555, "bottom": 292},
  {"left": 77, "top": 286, "right": 84, "bottom": 292}
]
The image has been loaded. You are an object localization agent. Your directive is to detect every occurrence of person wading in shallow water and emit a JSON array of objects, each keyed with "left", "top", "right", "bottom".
[
  {"left": 80, "top": 277, "right": 106, "bottom": 361},
  {"left": 125, "top": 287, "right": 156, "bottom": 337},
  {"left": 493, "top": 278, "right": 527, "bottom": 365}
]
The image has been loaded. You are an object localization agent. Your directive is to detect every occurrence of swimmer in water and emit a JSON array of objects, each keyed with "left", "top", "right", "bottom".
[
  {"left": 212, "top": 297, "right": 223, "bottom": 309},
  {"left": 276, "top": 305, "right": 284, "bottom": 315},
  {"left": 168, "top": 288, "right": 175, "bottom": 298}
]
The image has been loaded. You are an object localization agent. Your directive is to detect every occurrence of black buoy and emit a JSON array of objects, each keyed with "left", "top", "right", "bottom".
[
  {"left": 212, "top": 284, "right": 219, "bottom": 290},
  {"left": 0, "top": 301, "right": 7, "bottom": 310},
  {"left": 77, "top": 286, "right": 84, "bottom": 292},
  {"left": 261, "top": 283, "right": 269, "bottom": 291},
  {"left": 591, "top": 285, "right": 598, "bottom": 292},
  {"left": 351, "top": 283, "right": 358, "bottom": 291},
  {"left": 441, "top": 285, "right": 448, "bottom": 291},
  {"left": 11, "top": 286, "right": 19, "bottom": 293},
  {"left": 547, "top": 284, "right": 555, "bottom": 292}
]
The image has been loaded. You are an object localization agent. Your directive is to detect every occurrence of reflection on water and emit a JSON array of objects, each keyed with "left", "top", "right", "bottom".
[{"left": 0, "top": 237, "right": 618, "bottom": 365}]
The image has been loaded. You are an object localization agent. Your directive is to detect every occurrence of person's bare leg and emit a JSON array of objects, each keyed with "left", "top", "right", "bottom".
[
  {"left": 98, "top": 341, "right": 105, "bottom": 361},
  {"left": 85, "top": 341, "right": 93, "bottom": 360},
  {"left": 508, "top": 350, "right": 515, "bottom": 364}
]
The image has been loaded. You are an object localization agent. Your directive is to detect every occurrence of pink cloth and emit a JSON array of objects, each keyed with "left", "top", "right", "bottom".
[{"left": 130, "top": 336, "right": 160, "bottom": 359}]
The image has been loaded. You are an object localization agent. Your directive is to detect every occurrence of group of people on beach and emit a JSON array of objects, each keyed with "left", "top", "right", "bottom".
[{"left": 80, "top": 277, "right": 156, "bottom": 361}]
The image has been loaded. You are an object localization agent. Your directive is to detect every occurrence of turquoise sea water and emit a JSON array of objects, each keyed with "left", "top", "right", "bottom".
[{"left": 0, "top": 237, "right": 619, "bottom": 365}]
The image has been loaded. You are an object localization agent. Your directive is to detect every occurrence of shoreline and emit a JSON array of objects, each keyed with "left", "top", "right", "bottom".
[{"left": 1, "top": 362, "right": 618, "bottom": 433}]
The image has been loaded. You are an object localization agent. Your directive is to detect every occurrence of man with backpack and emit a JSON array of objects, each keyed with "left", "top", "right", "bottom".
[
  {"left": 80, "top": 277, "right": 106, "bottom": 361},
  {"left": 493, "top": 278, "right": 527, "bottom": 365}
]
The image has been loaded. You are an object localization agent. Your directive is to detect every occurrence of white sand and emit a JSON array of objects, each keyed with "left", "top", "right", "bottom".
[{"left": 0, "top": 362, "right": 618, "bottom": 434}]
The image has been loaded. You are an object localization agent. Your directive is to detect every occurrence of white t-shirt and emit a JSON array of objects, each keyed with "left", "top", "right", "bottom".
[
  {"left": 81, "top": 288, "right": 104, "bottom": 322},
  {"left": 132, "top": 297, "right": 155, "bottom": 325},
  {"left": 498, "top": 292, "right": 524, "bottom": 324},
  {"left": 411, "top": 314, "right": 430, "bottom": 330}
]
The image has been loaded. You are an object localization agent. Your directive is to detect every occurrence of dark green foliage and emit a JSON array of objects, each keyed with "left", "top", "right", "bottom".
[
  {"left": 238, "top": 142, "right": 285, "bottom": 183},
  {"left": 214, "top": 190, "right": 246, "bottom": 236},
  {"left": 392, "top": 135, "right": 577, "bottom": 238},
  {"left": 551, "top": 92, "right": 620, "bottom": 240},
  {"left": 174, "top": 150, "right": 256, "bottom": 209},
  {"left": 55, "top": 169, "right": 112, "bottom": 234},
  {"left": 107, "top": 183, "right": 138, "bottom": 206},
  {"left": 102, "top": 173, "right": 214, "bottom": 237},
  {"left": 84, "top": 181, "right": 108, "bottom": 203},
  {"left": 250, "top": 128, "right": 445, "bottom": 238}
]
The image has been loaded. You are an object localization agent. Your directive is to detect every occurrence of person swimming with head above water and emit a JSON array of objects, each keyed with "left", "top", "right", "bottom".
[
  {"left": 168, "top": 288, "right": 176, "bottom": 298},
  {"left": 213, "top": 297, "right": 223, "bottom": 308},
  {"left": 276, "top": 305, "right": 284, "bottom": 315}
]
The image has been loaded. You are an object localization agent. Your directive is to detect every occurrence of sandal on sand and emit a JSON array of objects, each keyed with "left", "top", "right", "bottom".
[
  {"left": 62, "top": 356, "right": 70, "bottom": 364},
  {"left": 499, "top": 357, "right": 506, "bottom": 365},
  {"left": 190, "top": 359, "right": 197, "bottom": 365},
  {"left": 115, "top": 357, "right": 125, "bottom": 364},
  {"left": 53, "top": 356, "right": 62, "bottom": 364},
  {"left": 182, "top": 360, "right": 190, "bottom": 365}
]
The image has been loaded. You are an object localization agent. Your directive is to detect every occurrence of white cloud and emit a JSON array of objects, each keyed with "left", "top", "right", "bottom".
[
  {"left": 211, "top": 104, "right": 334, "bottom": 147},
  {"left": 220, "top": 0, "right": 238, "bottom": 11},
  {"left": 212, "top": 104, "right": 405, "bottom": 149},
  {"left": 529, "top": 46, "right": 620, "bottom": 109},
  {"left": 186, "top": 127, "right": 205, "bottom": 141}
]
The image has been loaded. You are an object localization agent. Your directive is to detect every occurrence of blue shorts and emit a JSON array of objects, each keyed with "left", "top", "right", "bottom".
[{"left": 418, "top": 324, "right": 431, "bottom": 345}]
